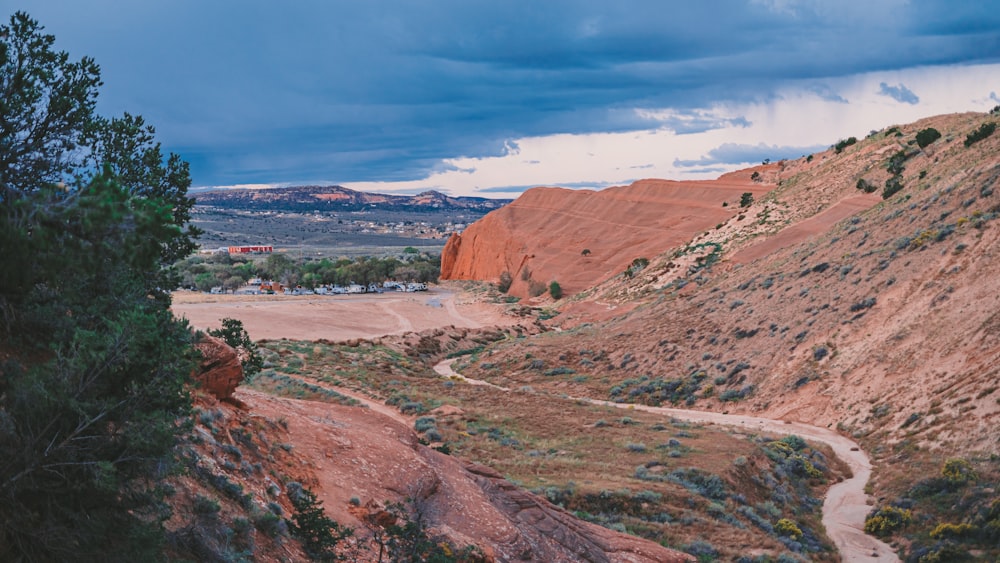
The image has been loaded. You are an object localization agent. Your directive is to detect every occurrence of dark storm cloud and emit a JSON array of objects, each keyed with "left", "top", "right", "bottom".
[{"left": 12, "top": 1, "right": 999, "bottom": 187}]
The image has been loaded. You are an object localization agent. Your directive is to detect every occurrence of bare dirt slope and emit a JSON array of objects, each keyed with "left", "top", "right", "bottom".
[
  {"left": 462, "top": 112, "right": 1000, "bottom": 455},
  {"left": 237, "top": 387, "right": 694, "bottom": 562},
  {"left": 452, "top": 111, "right": 1000, "bottom": 559},
  {"left": 440, "top": 172, "right": 775, "bottom": 297}
]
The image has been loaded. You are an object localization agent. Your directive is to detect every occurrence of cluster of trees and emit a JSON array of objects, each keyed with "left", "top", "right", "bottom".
[
  {"left": 1, "top": 12, "right": 200, "bottom": 560},
  {"left": 174, "top": 250, "right": 441, "bottom": 292}
]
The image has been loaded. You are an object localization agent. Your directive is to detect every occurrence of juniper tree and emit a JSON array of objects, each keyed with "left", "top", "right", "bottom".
[{"left": 1, "top": 12, "right": 199, "bottom": 560}]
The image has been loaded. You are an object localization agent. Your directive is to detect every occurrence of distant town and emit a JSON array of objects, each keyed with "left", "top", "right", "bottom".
[{"left": 206, "top": 277, "right": 429, "bottom": 296}]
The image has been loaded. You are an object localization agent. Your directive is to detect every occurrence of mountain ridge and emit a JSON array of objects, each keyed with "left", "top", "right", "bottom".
[{"left": 194, "top": 184, "right": 512, "bottom": 213}]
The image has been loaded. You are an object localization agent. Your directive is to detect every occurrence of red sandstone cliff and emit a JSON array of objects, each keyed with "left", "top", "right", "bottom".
[{"left": 440, "top": 171, "right": 776, "bottom": 297}]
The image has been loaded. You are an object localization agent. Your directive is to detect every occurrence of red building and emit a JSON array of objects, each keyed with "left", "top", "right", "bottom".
[{"left": 227, "top": 245, "right": 273, "bottom": 254}]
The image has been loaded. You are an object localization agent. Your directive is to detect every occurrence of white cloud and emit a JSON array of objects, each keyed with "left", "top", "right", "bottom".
[{"left": 341, "top": 63, "right": 999, "bottom": 199}]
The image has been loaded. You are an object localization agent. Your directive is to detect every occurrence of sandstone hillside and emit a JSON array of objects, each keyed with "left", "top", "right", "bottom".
[
  {"left": 440, "top": 173, "right": 775, "bottom": 297},
  {"left": 455, "top": 110, "right": 1000, "bottom": 560}
]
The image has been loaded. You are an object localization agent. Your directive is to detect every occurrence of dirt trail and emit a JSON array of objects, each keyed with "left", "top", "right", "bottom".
[
  {"left": 435, "top": 361, "right": 900, "bottom": 562},
  {"left": 433, "top": 358, "right": 510, "bottom": 391}
]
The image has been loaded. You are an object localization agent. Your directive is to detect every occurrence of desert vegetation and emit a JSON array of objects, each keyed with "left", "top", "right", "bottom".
[
  {"left": 174, "top": 251, "right": 441, "bottom": 291},
  {"left": 0, "top": 12, "right": 200, "bottom": 559},
  {"left": 964, "top": 122, "right": 996, "bottom": 147},
  {"left": 246, "top": 334, "right": 850, "bottom": 560},
  {"left": 834, "top": 136, "right": 857, "bottom": 153}
]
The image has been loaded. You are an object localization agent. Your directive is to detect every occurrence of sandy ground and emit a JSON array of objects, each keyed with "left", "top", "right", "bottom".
[
  {"left": 434, "top": 360, "right": 899, "bottom": 563},
  {"left": 172, "top": 287, "right": 516, "bottom": 341},
  {"left": 731, "top": 194, "right": 881, "bottom": 264}
]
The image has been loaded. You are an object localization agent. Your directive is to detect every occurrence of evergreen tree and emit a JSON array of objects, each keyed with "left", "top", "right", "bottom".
[
  {"left": 209, "top": 318, "right": 264, "bottom": 377},
  {"left": 0, "top": 12, "right": 198, "bottom": 560},
  {"left": 288, "top": 486, "right": 353, "bottom": 561}
]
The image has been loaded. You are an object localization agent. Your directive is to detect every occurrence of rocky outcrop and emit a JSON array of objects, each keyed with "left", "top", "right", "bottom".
[
  {"left": 462, "top": 463, "right": 694, "bottom": 562},
  {"left": 238, "top": 388, "right": 693, "bottom": 563},
  {"left": 440, "top": 174, "right": 774, "bottom": 297},
  {"left": 192, "top": 335, "right": 243, "bottom": 400}
]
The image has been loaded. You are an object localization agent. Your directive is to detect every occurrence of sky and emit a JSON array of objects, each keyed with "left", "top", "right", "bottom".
[{"left": 11, "top": 1, "right": 1000, "bottom": 198}]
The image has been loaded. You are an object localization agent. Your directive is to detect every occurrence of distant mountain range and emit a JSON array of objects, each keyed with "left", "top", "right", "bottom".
[{"left": 193, "top": 185, "right": 511, "bottom": 213}]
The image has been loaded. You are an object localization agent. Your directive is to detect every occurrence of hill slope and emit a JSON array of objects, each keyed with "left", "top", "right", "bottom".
[
  {"left": 455, "top": 110, "right": 1000, "bottom": 560},
  {"left": 440, "top": 174, "right": 776, "bottom": 298}
]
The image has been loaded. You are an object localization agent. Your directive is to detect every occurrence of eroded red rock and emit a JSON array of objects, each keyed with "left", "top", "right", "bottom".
[
  {"left": 192, "top": 335, "right": 243, "bottom": 400},
  {"left": 440, "top": 176, "right": 773, "bottom": 298}
]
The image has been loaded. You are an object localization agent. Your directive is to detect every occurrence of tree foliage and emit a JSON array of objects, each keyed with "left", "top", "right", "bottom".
[
  {"left": 365, "top": 498, "right": 484, "bottom": 563},
  {"left": 0, "top": 12, "right": 198, "bottom": 560},
  {"left": 915, "top": 127, "right": 942, "bottom": 149},
  {"left": 208, "top": 318, "right": 263, "bottom": 377},
  {"left": 288, "top": 485, "right": 353, "bottom": 561},
  {"left": 964, "top": 122, "right": 996, "bottom": 147},
  {"left": 548, "top": 280, "right": 563, "bottom": 300},
  {"left": 834, "top": 136, "right": 857, "bottom": 153},
  {"left": 174, "top": 252, "right": 440, "bottom": 290}
]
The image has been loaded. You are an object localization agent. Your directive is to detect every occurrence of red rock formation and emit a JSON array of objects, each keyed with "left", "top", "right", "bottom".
[
  {"left": 239, "top": 388, "right": 694, "bottom": 562},
  {"left": 192, "top": 335, "right": 244, "bottom": 400},
  {"left": 440, "top": 175, "right": 774, "bottom": 297}
]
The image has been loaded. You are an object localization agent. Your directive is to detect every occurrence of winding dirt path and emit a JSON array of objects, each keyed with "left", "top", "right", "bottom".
[
  {"left": 433, "top": 358, "right": 510, "bottom": 391},
  {"left": 434, "top": 360, "right": 899, "bottom": 562}
]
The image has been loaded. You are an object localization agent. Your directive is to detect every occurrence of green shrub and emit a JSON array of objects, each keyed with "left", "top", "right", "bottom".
[
  {"left": 193, "top": 495, "right": 221, "bottom": 515},
  {"left": 209, "top": 318, "right": 263, "bottom": 376},
  {"left": 864, "top": 506, "right": 911, "bottom": 536},
  {"left": 775, "top": 518, "right": 803, "bottom": 539},
  {"left": 254, "top": 511, "right": 286, "bottom": 538},
  {"left": 916, "top": 127, "right": 942, "bottom": 148},
  {"left": 682, "top": 539, "right": 718, "bottom": 560},
  {"left": 856, "top": 178, "right": 877, "bottom": 193},
  {"left": 883, "top": 176, "right": 904, "bottom": 199},
  {"left": 887, "top": 149, "right": 909, "bottom": 175},
  {"left": 624, "top": 257, "right": 650, "bottom": 278},
  {"left": 414, "top": 417, "right": 437, "bottom": 433},
  {"left": 740, "top": 192, "right": 754, "bottom": 207},
  {"left": 941, "top": 458, "right": 977, "bottom": 486},
  {"left": 834, "top": 136, "right": 857, "bottom": 153},
  {"left": 288, "top": 485, "right": 353, "bottom": 559},
  {"left": 549, "top": 281, "right": 563, "bottom": 299},
  {"left": 964, "top": 122, "right": 996, "bottom": 147}
]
